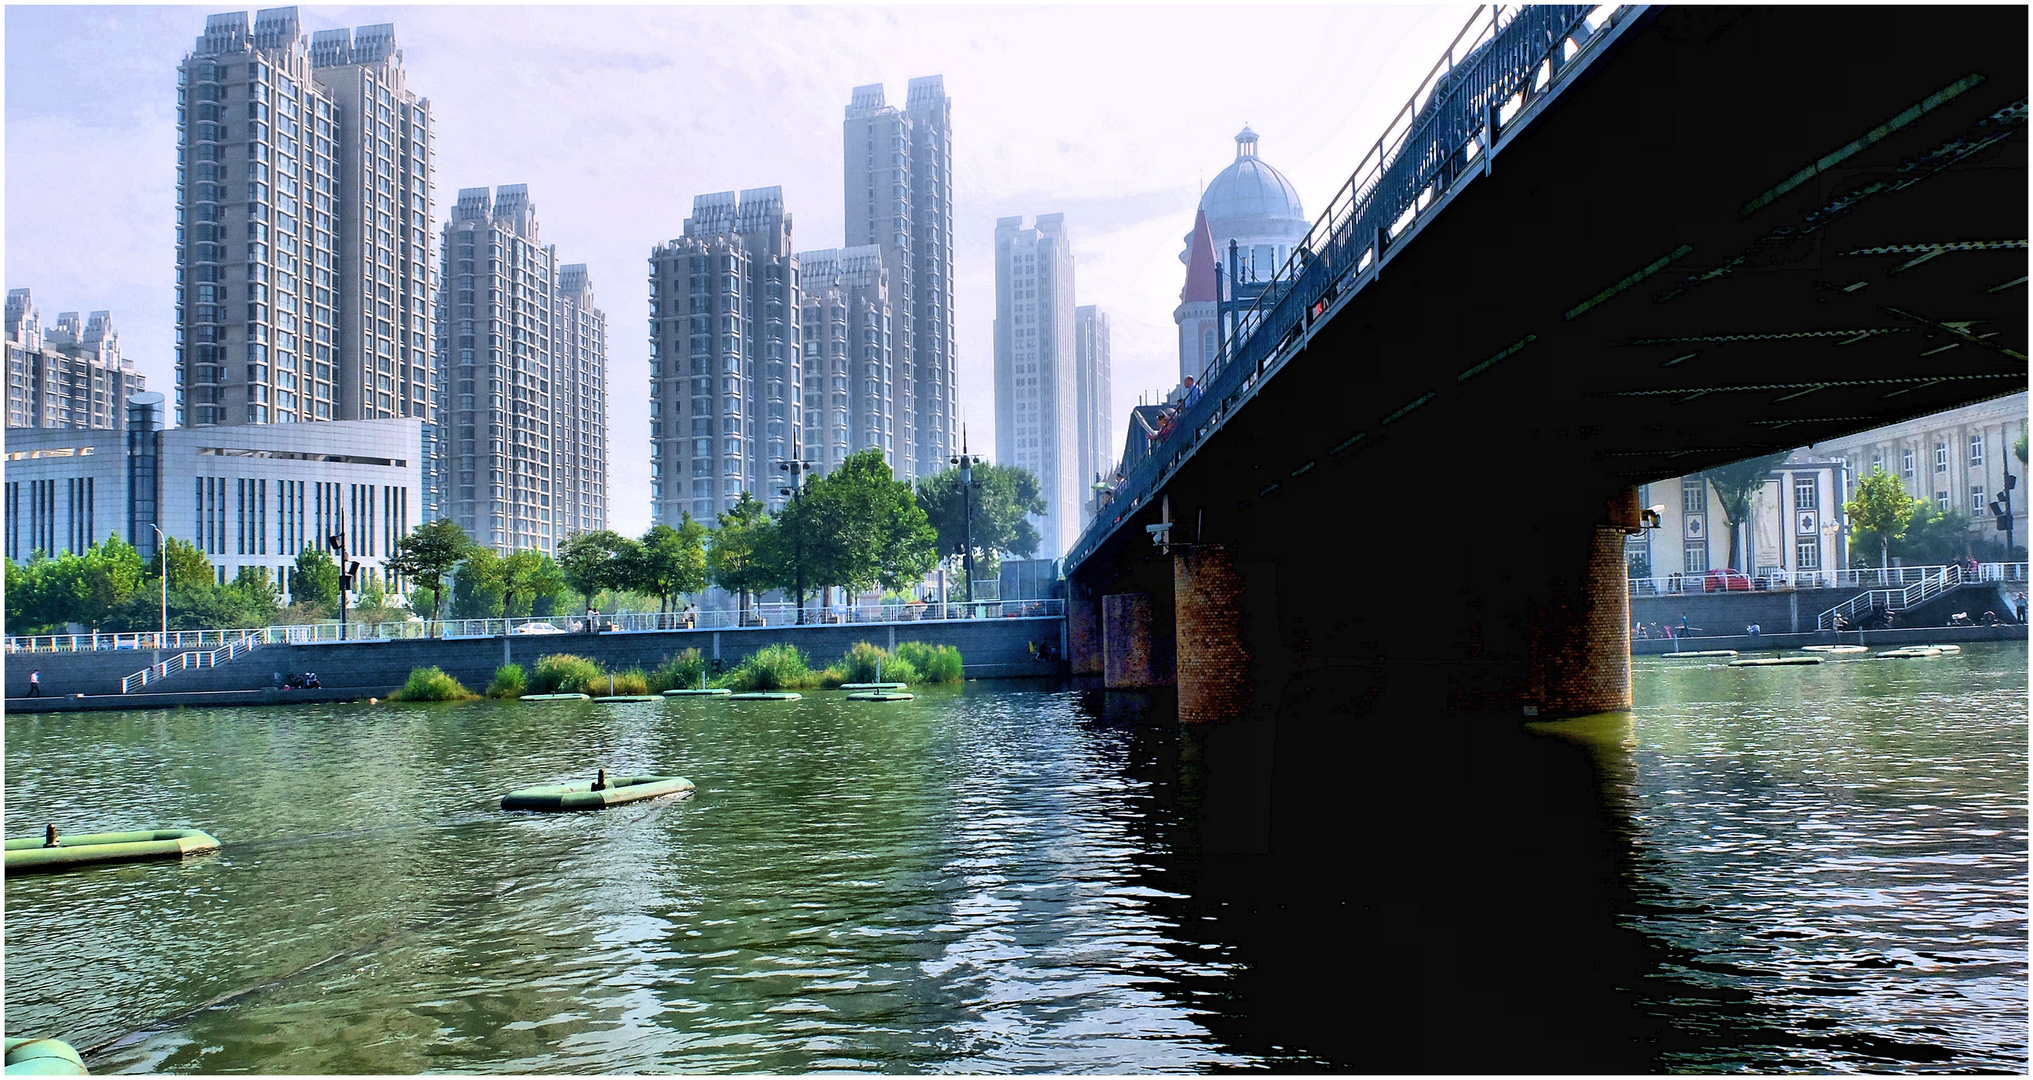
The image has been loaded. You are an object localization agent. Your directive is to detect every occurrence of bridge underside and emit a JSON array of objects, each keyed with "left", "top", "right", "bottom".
[{"left": 1070, "top": 5, "right": 2027, "bottom": 723}]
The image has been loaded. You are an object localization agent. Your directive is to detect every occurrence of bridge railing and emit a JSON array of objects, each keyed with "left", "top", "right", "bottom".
[
  {"left": 1078, "top": 3, "right": 1632, "bottom": 570},
  {"left": 1627, "top": 562, "right": 2024, "bottom": 596},
  {"left": 15, "top": 599, "right": 1068, "bottom": 656}
]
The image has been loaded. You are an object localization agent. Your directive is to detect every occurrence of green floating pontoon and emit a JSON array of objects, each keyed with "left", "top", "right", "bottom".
[
  {"left": 664, "top": 688, "right": 731, "bottom": 697},
  {"left": 1879, "top": 646, "right": 1944, "bottom": 659},
  {"left": 1802, "top": 644, "right": 1868, "bottom": 654},
  {"left": 5, "top": 829, "right": 220, "bottom": 874},
  {"left": 839, "top": 682, "right": 908, "bottom": 691},
  {"left": 591, "top": 695, "right": 660, "bottom": 703},
  {"left": 501, "top": 772, "right": 695, "bottom": 812},
  {"left": 846, "top": 691, "right": 914, "bottom": 702},
  {"left": 1660, "top": 650, "right": 1738, "bottom": 658},
  {"left": 1729, "top": 655, "right": 1823, "bottom": 667},
  {"left": 728, "top": 692, "right": 801, "bottom": 701},
  {"left": 4, "top": 1038, "right": 87, "bottom": 1075},
  {"left": 520, "top": 693, "right": 591, "bottom": 702},
  {"left": 1921, "top": 643, "right": 1962, "bottom": 652}
]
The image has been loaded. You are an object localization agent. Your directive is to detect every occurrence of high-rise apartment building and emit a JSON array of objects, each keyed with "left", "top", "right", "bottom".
[
  {"left": 434, "top": 185, "right": 603, "bottom": 555},
  {"left": 993, "top": 213, "right": 1080, "bottom": 559},
  {"left": 553, "top": 264, "right": 609, "bottom": 538},
  {"left": 796, "top": 247, "right": 894, "bottom": 474},
  {"left": 6, "top": 290, "right": 144, "bottom": 429},
  {"left": 843, "top": 75, "right": 955, "bottom": 482},
  {"left": 649, "top": 188, "right": 802, "bottom": 525},
  {"left": 1074, "top": 304, "right": 1113, "bottom": 521},
  {"left": 175, "top": 9, "right": 434, "bottom": 430}
]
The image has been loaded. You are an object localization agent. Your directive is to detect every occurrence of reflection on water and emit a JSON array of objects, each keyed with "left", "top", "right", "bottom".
[{"left": 3, "top": 642, "right": 2024, "bottom": 1073}]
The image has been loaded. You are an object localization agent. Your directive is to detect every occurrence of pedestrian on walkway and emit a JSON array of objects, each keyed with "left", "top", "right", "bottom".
[
  {"left": 27, "top": 669, "right": 41, "bottom": 697},
  {"left": 1746, "top": 623, "right": 1760, "bottom": 639}
]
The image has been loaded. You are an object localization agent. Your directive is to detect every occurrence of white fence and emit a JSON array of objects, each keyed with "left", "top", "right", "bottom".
[
  {"left": 1630, "top": 562, "right": 2028, "bottom": 597},
  {"left": 13, "top": 598, "right": 1067, "bottom": 656},
  {"left": 119, "top": 636, "right": 259, "bottom": 694}
]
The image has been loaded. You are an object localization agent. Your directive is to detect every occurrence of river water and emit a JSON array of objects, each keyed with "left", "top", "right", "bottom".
[{"left": 3, "top": 642, "right": 2024, "bottom": 1073}]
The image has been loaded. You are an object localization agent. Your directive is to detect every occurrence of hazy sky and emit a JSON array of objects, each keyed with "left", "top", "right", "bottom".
[{"left": 6, "top": 3, "right": 1479, "bottom": 536}]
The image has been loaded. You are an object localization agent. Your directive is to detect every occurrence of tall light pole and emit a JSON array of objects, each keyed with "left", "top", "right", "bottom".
[
  {"left": 149, "top": 524, "right": 168, "bottom": 654},
  {"left": 777, "top": 445, "right": 816, "bottom": 625},
  {"left": 949, "top": 429, "right": 981, "bottom": 604}
]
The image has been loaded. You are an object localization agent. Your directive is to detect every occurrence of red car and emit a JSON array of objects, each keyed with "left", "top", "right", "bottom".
[{"left": 1704, "top": 568, "right": 1752, "bottom": 592}]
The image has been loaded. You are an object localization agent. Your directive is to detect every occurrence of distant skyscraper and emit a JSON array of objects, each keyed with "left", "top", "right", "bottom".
[
  {"left": 553, "top": 264, "right": 609, "bottom": 538},
  {"left": 796, "top": 246, "right": 894, "bottom": 474},
  {"left": 6, "top": 290, "right": 144, "bottom": 429},
  {"left": 649, "top": 188, "right": 802, "bottom": 525},
  {"left": 843, "top": 75, "right": 955, "bottom": 482},
  {"left": 993, "top": 213, "right": 1079, "bottom": 559},
  {"left": 1074, "top": 304, "right": 1112, "bottom": 522},
  {"left": 435, "top": 185, "right": 602, "bottom": 554},
  {"left": 175, "top": 9, "right": 435, "bottom": 430}
]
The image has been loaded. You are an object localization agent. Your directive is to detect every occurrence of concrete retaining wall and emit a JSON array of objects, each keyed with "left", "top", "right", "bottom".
[{"left": 4, "top": 617, "right": 1067, "bottom": 701}]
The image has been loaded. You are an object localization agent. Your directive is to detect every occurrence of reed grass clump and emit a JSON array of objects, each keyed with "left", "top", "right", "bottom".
[
  {"left": 894, "top": 641, "right": 963, "bottom": 684},
  {"left": 530, "top": 653, "right": 606, "bottom": 695},
  {"left": 392, "top": 665, "right": 478, "bottom": 702},
  {"left": 649, "top": 648, "right": 709, "bottom": 693},
  {"left": 486, "top": 663, "right": 527, "bottom": 699},
  {"left": 725, "top": 643, "right": 813, "bottom": 692}
]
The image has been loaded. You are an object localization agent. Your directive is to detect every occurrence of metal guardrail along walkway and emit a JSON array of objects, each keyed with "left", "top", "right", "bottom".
[{"left": 120, "top": 636, "right": 259, "bottom": 694}]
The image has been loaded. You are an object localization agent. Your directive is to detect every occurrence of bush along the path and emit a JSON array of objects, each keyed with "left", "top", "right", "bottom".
[
  {"left": 895, "top": 640, "right": 963, "bottom": 683},
  {"left": 392, "top": 665, "right": 478, "bottom": 702}
]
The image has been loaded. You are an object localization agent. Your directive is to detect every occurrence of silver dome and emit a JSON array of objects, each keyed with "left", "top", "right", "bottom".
[{"left": 1199, "top": 126, "right": 1308, "bottom": 252}]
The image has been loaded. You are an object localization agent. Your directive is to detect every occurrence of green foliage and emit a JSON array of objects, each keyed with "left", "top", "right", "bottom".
[
  {"left": 157, "top": 536, "right": 215, "bottom": 592},
  {"left": 635, "top": 518, "right": 710, "bottom": 612},
  {"left": 558, "top": 530, "right": 639, "bottom": 601},
  {"left": 1703, "top": 451, "right": 1791, "bottom": 570},
  {"left": 649, "top": 648, "right": 709, "bottom": 693},
  {"left": 292, "top": 547, "right": 341, "bottom": 612},
  {"left": 609, "top": 669, "right": 653, "bottom": 695},
  {"left": 2016, "top": 431, "right": 2028, "bottom": 467},
  {"left": 775, "top": 449, "right": 938, "bottom": 599},
  {"left": 487, "top": 663, "right": 527, "bottom": 699},
  {"left": 385, "top": 519, "right": 474, "bottom": 623},
  {"left": 725, "top": 642, "right": 813, "bottom": 692},
  {"left": 840, "top": 641, "right": 918, "bottom": 685},
  {"left": 709, "top": 492, "right": 777, "bottom": 620},
  {"left": 917, "top": 460, "right": 1047, "bottom": 569},
  {"left": 530, "top": 653, "right": 606, "bottom": 695},
  {"left": 392, "top": 665, "right": 477, "bottom": 702},
  {"left": 1845, "top": 466, "right": 1918, "bottom": 568},
  {"left": 1889, "top": 504, "right": 1977, "bottom": 565},
  {"left": 450, "top": 547, "right": 505, "bottom": 618},
  {"left": 894, "top": 640, "right": 964, "bottom": 684}
]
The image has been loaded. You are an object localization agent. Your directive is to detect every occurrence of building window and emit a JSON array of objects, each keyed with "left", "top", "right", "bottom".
[
  {"left": 1681, "top": 475, "right": 1706, "bottom": 514},
  {"left": 1970, "top": 435, "right": 1985, "bottom": 466},
  {"left": 1935, "top": 441, "right": 1949, "bottom": 473},
  {"left": 1796, "top": 540, "right": 1820, "bottom": 570},
  {"left": 1902, "top": 449, "right": 1915, "bottom": 478},
  {"left": 1972, "top": 485, "right": 1987, "bottom": 513},
  {"left": 1794, "top": 477, "right": 1817, "bottom": 511},
  {"left": 1936, "top": 491, "right": 1950, "bottom": 511},
  {"left": 1683, "top": 543, "right": 1709, "bottom": 573}
]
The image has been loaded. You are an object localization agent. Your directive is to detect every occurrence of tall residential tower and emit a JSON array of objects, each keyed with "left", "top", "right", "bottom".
[
  {"left": 649, "top": 188, "right": 802, "bottom": 525},
  {"left": 993, "top": 213, "right": 1079, "bottom": 559},
  {"left": 843, "top": 75, "right": 955, "bottom": 481},
  {"left": 796, "top": 246, "right": 894, "bottom": 474},
  {"left": 6, "top": 290, "right": 144, "bottom": 429},
  {"left": 1074, "top": 304, "right": 1112, "bottom": 517},
  {"left": 175, "top": 8, "right": 434, "bottom": 429}
]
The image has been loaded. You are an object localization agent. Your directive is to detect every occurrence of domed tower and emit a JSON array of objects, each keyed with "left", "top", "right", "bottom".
[{"left": 1194, "top": 126, "right": 1309, "bottom": 284}]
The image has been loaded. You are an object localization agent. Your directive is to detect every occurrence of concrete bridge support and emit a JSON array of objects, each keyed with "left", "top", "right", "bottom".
[
  {"left": 1102, "top": 593, "right": 1172, "bottom": 689},
  {"left": 1174, "top": 544, "right": 1253, "bottom": 723},
  {"left": 1067, "top": 594, "right": 1102, "bottom": 676}
]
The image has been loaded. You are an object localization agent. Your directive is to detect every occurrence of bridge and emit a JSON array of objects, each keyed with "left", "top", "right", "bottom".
[{"left": 1065, "top": 4, "right": 2028, "bottom": 722}]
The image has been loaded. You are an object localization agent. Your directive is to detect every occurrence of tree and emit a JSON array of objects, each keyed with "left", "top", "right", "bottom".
[
  {"left": 558, "top": 529, "right": 637, "bottom": 605},
  {"left": 2015, "top": 430, "right": 2028, "bottom": 467},
  {"left": 157, "top": 536, "right": 216, "bottom": 593},
  {"left": 1703, "top": 451, "right": 1791, "bottom": 571},
  {"left": 292, "top": 548, "right": 341, "bottom": 614},
  {"left": 1891, "top": 503, "right": 1975, "bottom": 566},
  {"left": 451, "top": 547, "right": 505, "bottom": 619},
  {"left": 498, "top": 549, "right": 556, "bottom": 618},
  {"left": 384, "top": 519, "right": 475, "bottom": 627},
  {"left": 709, "top": 492, "right": 777, "bottom": 624},
  {"left": 1846, "top": 465, "right": 1917, "bottom": 569},
  {"left": 917, "top": 461, "right": 1047, "bottom": 579},
  {"left": 635, "top": 518, "right": 710, "bottom": 612},
  {"left": 781, "top": 449, "right": 938, "bottom": 599}
]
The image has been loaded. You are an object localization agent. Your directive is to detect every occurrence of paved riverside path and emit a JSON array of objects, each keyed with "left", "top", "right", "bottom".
[{"left": 2, "top": 616, "right": 1068, "bottom": 704}]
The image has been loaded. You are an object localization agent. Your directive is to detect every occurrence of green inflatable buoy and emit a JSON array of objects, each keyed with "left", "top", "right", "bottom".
[
  {"left": 664, "top": 688, "right": 731, "bottom": 697},
  {"left": 591, "top": 695, "right": 660, "bottom": 703},
  {"left": 728, "top": 692, "right": 801, "bottom": 701},
  {"left": 839, "top": 682, "right": 908, "bottom": 691},
  {"left": 1728, "top": 656, "right": 1823, "bottom": 666},
  {"left": 5, "top": 828, "right": 220, "bottom": 874},
  {"left": 501, "top": 770, "right": 695, "bottom": 812},
  {"left": 846, "top": 691, "right": 914, "bottom": 701},
  {"left": 4, "top": 1038, "right": 87, "bottom": 1075},
  {"left": 519, "top": 693, "right": 591, "bottom": 702}
]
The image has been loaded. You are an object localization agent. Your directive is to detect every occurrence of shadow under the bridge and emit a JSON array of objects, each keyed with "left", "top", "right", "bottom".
[{"left": 1071, "top": 668, "right": 1937, "bottom": 1072}]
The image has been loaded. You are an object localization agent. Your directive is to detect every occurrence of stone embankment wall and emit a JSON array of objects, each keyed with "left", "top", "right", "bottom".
[
  {"left": 4, "top": 617, "right": 1068, "bottom": 701},
  {"left": 1632, "top": 582, "right": 2017, "bottom": 636}
]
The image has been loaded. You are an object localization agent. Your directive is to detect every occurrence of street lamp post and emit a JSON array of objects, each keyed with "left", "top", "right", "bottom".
[
  {"left": 328, "top": 512, "right": 355, "bottom": 642},
  {"left": 149, "top": 524, "right": 168, "bottom": 657},
  {"left": 777, "top": 448, "right": 816, "bottom": 625},
  {"left": 949, "top": 430, "right": 981, "bottom": 605}
]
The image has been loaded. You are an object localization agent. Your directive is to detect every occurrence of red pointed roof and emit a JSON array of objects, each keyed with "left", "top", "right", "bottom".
[{"left": 1181, "top": 206, "right": 1219, "bottom": 304}]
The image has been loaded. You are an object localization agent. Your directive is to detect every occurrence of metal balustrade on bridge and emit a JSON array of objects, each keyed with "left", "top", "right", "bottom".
[
  {"left": 1627, "top": 562, "right": 2030, "bottom": 598},
  {"left": 8, "top": 598, "right": 1067, "bottom": 656},
  {"left": 1076, "top": 3, "right": 1628, "bottom": 573}
]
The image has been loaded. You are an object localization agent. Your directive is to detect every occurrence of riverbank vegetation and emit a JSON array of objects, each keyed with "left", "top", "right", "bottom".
[{"left": 391, "top": 666, "right": 478, "bottom": 702}]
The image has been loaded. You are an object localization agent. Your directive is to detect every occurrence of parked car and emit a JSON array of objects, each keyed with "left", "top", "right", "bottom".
[
  {"left": 1704, "top": 568, "right": 1752, "bottom": 592},
  {"left": 510, "top": 621, "right": 567, "bottom": 635}
]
